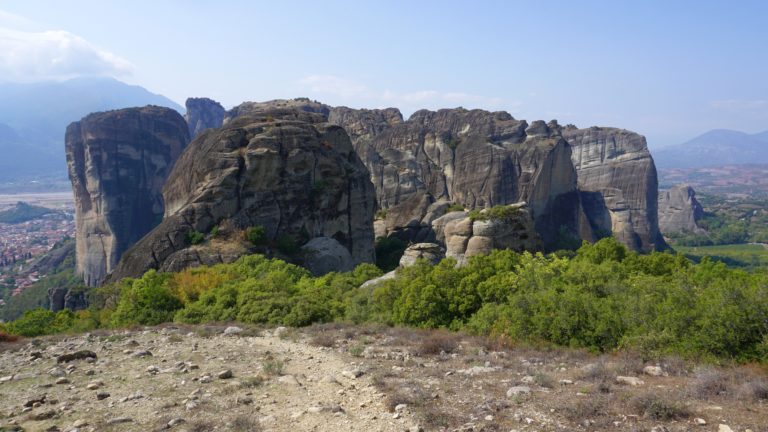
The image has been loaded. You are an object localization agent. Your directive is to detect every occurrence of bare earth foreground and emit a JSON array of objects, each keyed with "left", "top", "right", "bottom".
[{"left": 0, "top": 324, "right": 766, "bottom": 432}]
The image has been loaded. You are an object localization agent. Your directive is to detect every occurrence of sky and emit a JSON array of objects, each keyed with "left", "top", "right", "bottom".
[{"left": 0, "top": 0, "right": 767, "bottom": 149}]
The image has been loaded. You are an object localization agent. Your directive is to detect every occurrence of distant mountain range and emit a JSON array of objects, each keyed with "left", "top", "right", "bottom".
[
  {"left": 653, "top": 129, "right": 768, "bottom": 169},
  {"left": 0, "top": 77, "right": 182, "bottom": 183}
]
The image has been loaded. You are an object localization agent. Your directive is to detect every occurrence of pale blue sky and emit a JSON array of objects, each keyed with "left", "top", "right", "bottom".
[{"left": 1, "top": 0, "right": 767, "bottom": 148}]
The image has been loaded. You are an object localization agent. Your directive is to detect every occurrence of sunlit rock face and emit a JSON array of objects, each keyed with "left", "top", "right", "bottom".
[{"left": 66, "top": 106, "right": 190, "bottom": 286}]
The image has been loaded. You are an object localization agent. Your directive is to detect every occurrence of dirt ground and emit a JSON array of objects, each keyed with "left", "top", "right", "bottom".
[{"left": 1, "top": 324, "right": 766, "bottom": 432}]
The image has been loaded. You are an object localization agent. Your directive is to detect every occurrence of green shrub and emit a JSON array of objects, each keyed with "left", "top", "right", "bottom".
[
  {"left": 111, "top": 270, "right": 183, "bottom": 327},
  {"left": 5, "top": 308, "right": 56, "bottom": 337},
  {"left": 187, "top": 230, "right": 205, "bottom": 245},
  {"left": 375, "top": 237, "right": 407, "bottom": 272},
  {"left": 467, "top": 205, "right": 520, "bottom": 221},
  {"left": 246, "top": 226, "right": 267, "bottom": 245},
  {"left": 276, "top": 234, "right": 299, "bottom": 256},
  {"left": 446, "top": 203, "right": 465, "bottom": 212}
]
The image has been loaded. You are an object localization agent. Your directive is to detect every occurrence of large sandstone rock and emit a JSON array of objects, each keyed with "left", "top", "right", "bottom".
[
  {"left": 562, "top": 125, "right": 665, "bottom": 252},
  {"left": 432, "top": 203, "right": 542, "bottom": 263},
  {"left": 330, "top": 108, "right": 589, "bottom": 249},
  {"left": 66, "top": 106, "right": 190, "bottom": 286},
  {"left": 185, "top": 97, "right": 225, "bottom": 138},
  {"left": 658, "top": 184, "right": 705, "bottom": 234},
  {"left": 108, "top": 107, "right": 375, "bottom": 281}
]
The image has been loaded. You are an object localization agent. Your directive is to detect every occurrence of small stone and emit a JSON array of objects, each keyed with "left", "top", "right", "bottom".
[
  {"left": 146, "top": 365, "right": 159, "bottom": 374},
  {"left": 48, "top": 367, "right": 66, "bottom": 378},
  {"left": 341, "top": 369, "right": 364, "bottom": 379},
  {"left": 217, "top": 370, "right": 233, "bottom": 379},
  {"left": 200, "top": 375, "right": 212, "bottom": 383},
  {"left": 28, "top": 410, "right": 57, "bottom": 421},
  {"left": 395, "top": 404, "right": 407, "bottom": 412},
  {"left": 106, "top": 417, "right": 133, "bottom": 425},
  {"left": 616, "top": 376, "right": 645, "bottom": 386},
  {"left": 72, "top": 420, "right": 88, "bottom": 428},
  {"left": 97, "top": 392, "right": 110, "bottom": 400},
  {"left": 718, "top": 425, "right": 734, "bottom": 432},
  {"left": 168, "top": 418, "right": 185, "bottom": 427},
  {"left": 485, "top": 415, "right": 494, "bottom": 421},
  {"left": 559, "top": 379, "right": 574, "bottom": 385},
  {"left": 0, "top": 375, "right": 13, "bottom": 382},
  {"left": 55, "top": 377, "right": 70, "bottom": 385},
  {"left": 133, "top": 350, "right": 152, "bottom": 358},
  {"left": 185, "top": 400, "right": 199, "bottom": 411},
  {"left": 643, "top": 365, "right": 664, "bottom": 376},
  {"left": 223, "top": 326, "right": 243, "bottom": 335},
  {"left": 278, "top": 375, "right": 300, "bottom": 386},
  {"left": 694, "top": 418, "right": 707, "bottom": 425},
  {"left": 506, "top": 386, "right": 531, "bottom": 397},
  {"left": 24, "top": 395, "right": 47, "bottom": 407},
  {"left": 87, "top": 381, "right": 103, "bottom": 390}
]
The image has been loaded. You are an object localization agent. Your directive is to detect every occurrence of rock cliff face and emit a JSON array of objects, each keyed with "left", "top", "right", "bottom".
[
  {"left": 330, "top": 108, "right": 589, "bottom": 249},
  {"left": 658, "top": 184, "right": 705, "bottom": 234},
  {"left": 66, "top": 106, "right": 190, "bottom": 286},
  {"left": 108, "top": 106, "right": 376, "bottom": 281},
  {"left": 185, "top": 97, "right": 225, "bottom": 138},
  {"left": 562, "top": 126, "right": 665, "bottom": 252}
]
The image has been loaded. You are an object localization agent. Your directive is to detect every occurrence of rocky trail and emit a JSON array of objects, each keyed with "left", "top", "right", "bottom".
[{"left": 1, "top": 324, "right": 766, "bottom": 432}]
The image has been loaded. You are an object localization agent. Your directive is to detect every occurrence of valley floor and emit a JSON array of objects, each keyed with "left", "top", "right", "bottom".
[{"left": 0, "top": 324, "right": 766, "bottom": 432}]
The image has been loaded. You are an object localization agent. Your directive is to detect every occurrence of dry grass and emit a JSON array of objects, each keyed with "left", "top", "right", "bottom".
[
  {"left": 631, "top": 392, "right": 690, "bottom": 420},
  {"left": 309, "top": 332, "right": 336, "bottom": 348},
  {"left": 415, "top": 330, "right": 461, "bottom": 355},
  {"left": 230, "top": 415, "right": 261, "bottom": 431},
  {"left": 0, "top": 331, "right": 19, "bottom": 343}
]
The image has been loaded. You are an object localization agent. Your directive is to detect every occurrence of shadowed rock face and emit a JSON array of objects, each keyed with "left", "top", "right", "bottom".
[
  {"left": 185, "top": 97, "right": 225, "bottom": 138},
  {"left": 658, "top": 184, "right": 705, "bottom": 234},
  {"left": 330, "top": 108, "right": 589, "bottom": 249},
  {"left": 66, "top": 106, "right": 190, "bottom": 286},
  {"left": 562, "top": 126, "right": 666, "bottom": 252},
  {"left": 108, "top": 107, "right": 376, "bottom": 281}
]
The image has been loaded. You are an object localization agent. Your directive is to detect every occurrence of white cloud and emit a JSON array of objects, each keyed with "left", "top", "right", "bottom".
[
  {"left": 297, "top": 74, "right": 514, "bottom": 114},
  {"left": 0, "top": 10, "right": 134, "bottom": 82}
]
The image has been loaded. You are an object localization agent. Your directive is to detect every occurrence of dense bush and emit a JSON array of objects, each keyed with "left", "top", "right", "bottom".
[
  {"left": 3, "top": 238, "right": 767, "bottom": 363},
  {"left": 246, "top": 226, "right": 266, "bottom": 245}
]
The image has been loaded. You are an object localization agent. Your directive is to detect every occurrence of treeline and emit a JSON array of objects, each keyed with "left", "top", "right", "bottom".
[{"left": 2, "top": 238, "right": 767, "bottom": 363}]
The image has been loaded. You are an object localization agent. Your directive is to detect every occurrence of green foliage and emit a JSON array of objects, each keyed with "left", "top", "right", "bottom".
[
  {"left": 246, "top": 226, "right": 266, "bottom": 245},
  {"left": 468, "top": 205, "right": 520, "bottom": 222},
  {"left": 187, "top": 230, "right": 205, "bottom": 245},
  {"left": 276, "top": 234, "right": 299, "bottom": 256},
  {"left": 210, "top": 225, "right": 220, "bottom": 238},
  {"left": 111, "top": 270, "right": 182, "bottom": 326},
  {"left": 4, "top": 236, "right": 767, "bottom": 364},
  {"left": 446, "top": 203, "right": 465, "bottom": 213},
  {"left": 375, "top": 236, "right": 408, "bottom": 272},
  {"left": 375, "top": 208, "right": 388, "bottom": 219}
]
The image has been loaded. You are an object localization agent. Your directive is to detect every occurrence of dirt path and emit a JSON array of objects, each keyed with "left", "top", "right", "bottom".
[{"left": 0, "top": 326, "right": 418, "bottom": 432}]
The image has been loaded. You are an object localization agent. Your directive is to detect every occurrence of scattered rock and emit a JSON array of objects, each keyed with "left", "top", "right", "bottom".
[
  {"left": 718, "top": 425, "right": 734, "bottom": 432},
  {"left": 223, "top": 326, "right": 243, "bottom": 336},
  {"left": 133, "top": 350, "right": 153, "bottom": 358},
  {"left": 217, "top": 369, "right": 233, "bottom": 379},
  {"left": 616, "top": 376, "right": 645, "bottom": 386},
  {"left": 96, "top": 392, "right": 110, "bottom": 400},
  {"left": 341, "top": 369, "right": 365, "bottom": 379},
  {"left": 694, "top": 418, "right": 707, "bottom": 425},
  {"left": 55, "top": 377, "right": 70, "bottom": 385},
  {"left": 278, "top": 375, "right": 300, "bottom": 386},
  {"left": 506, "top": 386, "right": 531, "bottom": 397},
  {"left": 56, "top": 351, "right": 97, "bottom": 363},
  {"left": 643, "top": 365, "right": 664, "bottom": 376},
  {"left": 167, "top": 418, "right": 186, "bottom": 428},
  {"left": 106, "top": 417, "right": 133, "bottom": 425},
  {"left": 23, "top": 395, "right": 47, "bottom": 407}
]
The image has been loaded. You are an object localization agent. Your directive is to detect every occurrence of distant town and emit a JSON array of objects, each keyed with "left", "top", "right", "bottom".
[{"left": 0, "top": 193, "right": 75, "bottom": 303}]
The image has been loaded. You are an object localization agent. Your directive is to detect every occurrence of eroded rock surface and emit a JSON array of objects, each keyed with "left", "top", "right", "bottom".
[
  {"left": 658, "top": 184, "right": 705, "bottom": 234},
  {"left": 184, "top": 97, "right": 225, "bottom": 138},
  {"left": 109, "top": 107, "right": 375, "bottom": 281},
  {"left": 66, "top": 106, "right": 190, "bottom": 286},
  {"left": 562, "top": 125, "right": 665, "bottom": 252}
]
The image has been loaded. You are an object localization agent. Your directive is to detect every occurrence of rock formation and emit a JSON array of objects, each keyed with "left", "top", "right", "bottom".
[
  {"left": 66, "top": 106, "right": 190, "bottom": 286},
  {"left": 185, "top": 97, "right": 225, "bottom": 138},
  {"left": 108, "top": 106, "right": 376, "bottom": 281},
  {"left": 330, "top": 108, "right": 589, "bottom": 249},
  {"left": 432, "top": 203, "right": 542, "bottom": 263},
  {"left": 562, "top": 125, "right": 665, "bottom": 252},
  {"left": 658, "top": 184, "right": 705, "bottom": 234}
]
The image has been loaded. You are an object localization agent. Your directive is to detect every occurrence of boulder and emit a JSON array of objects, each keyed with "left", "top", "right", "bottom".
[
  {"left": 398, "top": 243, "right": 444, "bottom": 267},
  {"left": 432, "top": 203, "right": 542, "bottom": 263},
  {"left": 302, "top": 237, "right": 355, "bottom": 275},
  {"left": 66, "top": 106, "right": 190, "bottom": 286},
  {"left": 108, "top": 106, "right": 375, "bottom": 281}
]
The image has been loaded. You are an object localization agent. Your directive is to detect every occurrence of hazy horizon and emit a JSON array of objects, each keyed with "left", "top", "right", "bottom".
[{"left": 1, "top": 1, "right": 767, "bottom": 149}]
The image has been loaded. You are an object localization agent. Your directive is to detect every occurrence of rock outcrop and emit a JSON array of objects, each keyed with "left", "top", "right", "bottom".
[
  {"left": 330, "top": 108, "right": 589, "bottom": 249},
  {"left": 562, "top": 126, "right": 665, "bottom": 252},
  {"left": 108, "top": 106, "right": 376, "bottom": 281},
  {"left": 185, "top": 97, "right": 225, "bottom": 138},
  {"left": 66, "top": 106, "right": 190, "bottom": 286},
  {"left": 658, "top": 184, "right": 705, "bottom": 234},
  {"left": 432, "top": 203, "right": 542, "bottom": 263}
]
